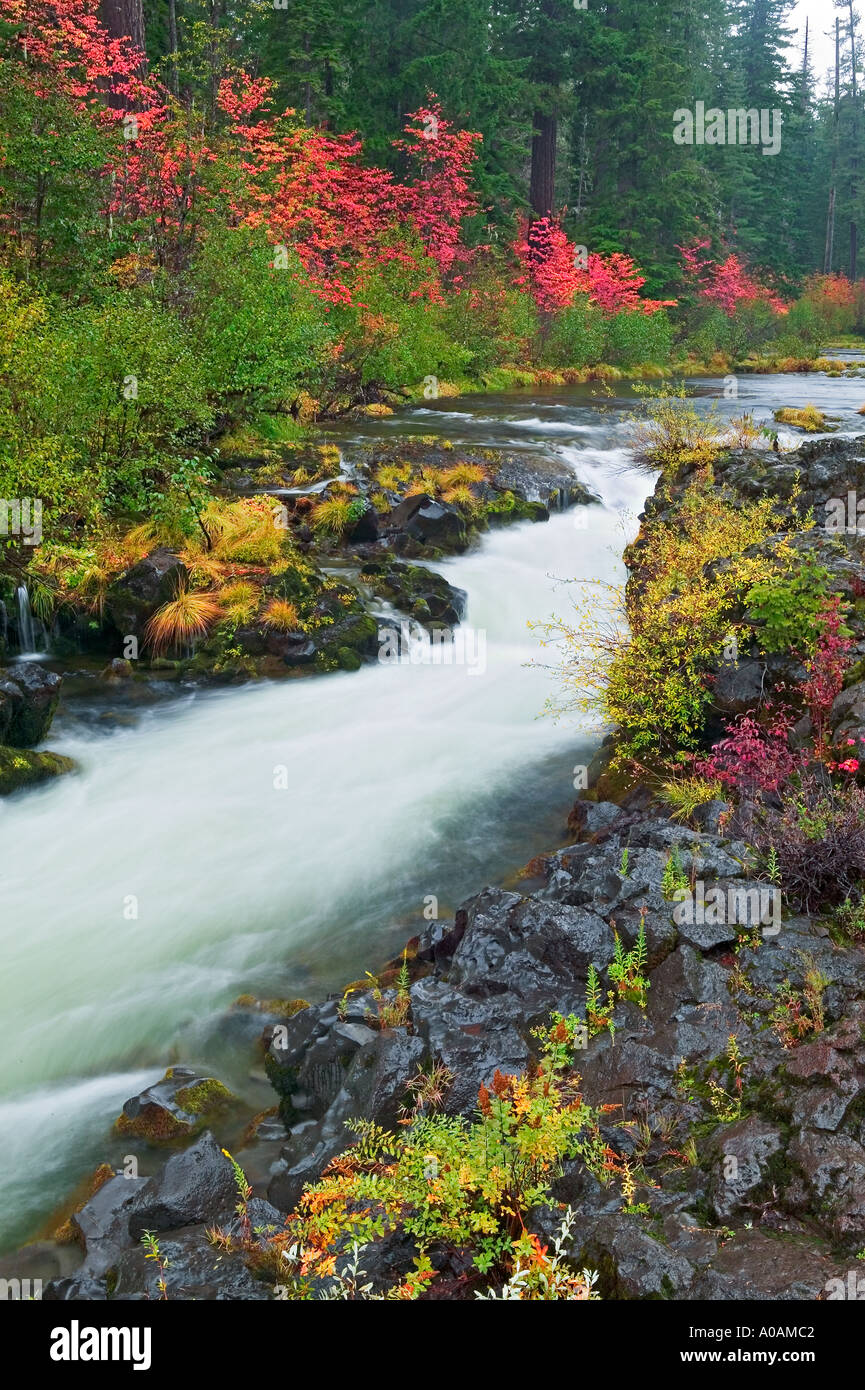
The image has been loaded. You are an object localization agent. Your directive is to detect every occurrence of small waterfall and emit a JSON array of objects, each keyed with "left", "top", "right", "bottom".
[{"left": 15, "top": 585, "right": 42, "bottom": 657}]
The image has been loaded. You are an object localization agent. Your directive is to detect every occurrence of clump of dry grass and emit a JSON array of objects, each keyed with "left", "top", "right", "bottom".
[
  {"left": 144, "top": 582, "right": 222, "bottom": 655},
  {"left": 262, "top": 598, "right": 300, "bottom": 631},
  {"left": 219, "top": 580, "right": 261, "bottom": 623}
]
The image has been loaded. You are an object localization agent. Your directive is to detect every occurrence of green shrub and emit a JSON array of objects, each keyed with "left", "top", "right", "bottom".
[
  {"left": 541, "top": 297, "right": 606, "bottom": 366},
  {"left": 190, "top": 227, "right": 333, "bottom": 410},
  {"left": 604, "top": 309, "right": 673, "bottom": 366},
  {"left": 746, "top": 556, "right": 836, "bottom": 655}
]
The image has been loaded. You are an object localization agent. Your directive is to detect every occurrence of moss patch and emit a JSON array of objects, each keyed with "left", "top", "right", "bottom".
[
  {"left": 0, "top": 746, "right": 76, "bottom": 796},
  {"left": 173, "top": 1078, "right": 234, "bottom": 1116}
]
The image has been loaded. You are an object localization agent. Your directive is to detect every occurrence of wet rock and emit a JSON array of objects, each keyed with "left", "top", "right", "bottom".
[
  {"left": 446, "top": 887, "right": 616, "bottom": 996},
  {"left": 115, "top": 1068, "right": 235, "bottom": 1143},
  {"left": 222, "top": 1197, "right": 285, "bottom": 1247},
  {"left": 788, "top": 1131, "right": 865, "bottom": 1242},
  {"left": 128, "top": 1133, "right": 238, "bottom": 1238},
  {"left": 0, "top": 664, "right": 62, "bottom": 745},
  {"left": 385, "top": 495, "right": 466, "bottom": 551},
  {"left": 408, "top": 978, "right": 533, "bottom": 1113},
  {"left": 691, "top": 1229, "right": 844, "bottom": 1300},
  {"left": 72, "top": 1175, "right": 151, "bottom": 1277},
  {"left": 0, "top": 745, "right": 76, "bottom": 796},
  {"left": 105, "top": 548, "right": 188, "bottom": 638},
  {"left": 737, "top": 917, "right": 865, "bottom": 1022},
  {"left": 234, "top": 624, "right": 317, "bottom": 665},
  {"left": 44, "top": 1275, "right": 109, "bottom": 1301},
  {"left": 290, "top": 1019, "right": 379, "bottom": 1118},
  {"left": 100, "top": 658, "right": 135, "bottom": 683},
  {"left": 346, "top": 501, "right": 379, "bottom": 543},
  {"left": 831, "top": 679, "right": 865, "bottom": 746},
  {"left": 711, "top": 658, "right": 767, "bottom": 715},
  {"left": 582, "top": 1212, "right": 696, "bottom": 1298},
  {"left": 364, "top": 561, "right": 467, "bottom": 628},
  {"left": 567, "top": 800, "right": 624, "bottom": 842},
  {"left": 690, "top": 799, "right": 731, "bottom": 834},
  {"left": 112, "top": 1224, "right": 271, "bottom": 1300},
  {"left": 415, "top": 912, "right": 468, "bottom": 965},
  {"left": 489, "top": 452, "right": 598, "bottom": 510},
  {"left": 706, "top": 1116, "right": 784, "bottom": 1222},
  {"left": 268, "top": 1119, "right": 344, "bottom": 1214}
]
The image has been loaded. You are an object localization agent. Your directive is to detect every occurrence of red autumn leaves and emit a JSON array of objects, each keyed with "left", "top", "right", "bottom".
[{"left": 515, "top": 216, "right": 676, "bottom": 316}]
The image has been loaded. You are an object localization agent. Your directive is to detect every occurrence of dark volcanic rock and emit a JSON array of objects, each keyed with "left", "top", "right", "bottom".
[
  {"left": 115, "top": 1068, "right": 235, "bottom": 1143},
  {"left": 691, "top": 1229, "right": 845, "bottom": 1300},
  {"left": 127, "top": 1133, "right": 238, "bottom": 1238},
  {"left": 73, "top": 1175, "right": 151, "bottom": 1277},
  {"left": 788, "top": 1131, "right": 865, "bottom": 1242},
  {"left": 446, "top": 887, "right": 616, "bottom": 996},
  {"left": 582, "top": 1212, "right": 697, "bottom": 1299},
  {"left": 0, "top": 664, "right": 62, "bottom": 745},
  {"left": 489, "top": 452, "right": 599, "bottom": 510},
  {"left": 112, "top": 1224, "right": 271, "bottom": 1300},
  {"left": 105, "top": 547, "right": 188, "bottom": 638},
  {"left": 385, "top": 495, "right": 466, "bottom": 550},
  {"left": 363, "top": 560, "right": 467, "bottom": 628},
  {"left": 706, "top": 1115, "right": 784, "bottom": 1222},
  {"left": 711, "top": 658, "right": 767, "bottom": 715}
]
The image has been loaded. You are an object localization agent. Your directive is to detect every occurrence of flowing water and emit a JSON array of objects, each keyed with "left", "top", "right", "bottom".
[
  {"left": 14, "top": 585, "right": 45, "bottom": 660},
  {"left": 2, "top": 367, "right": 864, "bottom": 1249}
]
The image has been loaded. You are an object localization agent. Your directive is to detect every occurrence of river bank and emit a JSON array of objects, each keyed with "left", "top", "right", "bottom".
[{"left": 5, "top": 369, "right": 865, "bottom": 1300}]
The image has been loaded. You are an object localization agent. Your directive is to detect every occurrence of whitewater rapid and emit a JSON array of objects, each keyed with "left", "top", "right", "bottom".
[{"left": 0, "top": 439, "right": 649, "bottom": 1245}]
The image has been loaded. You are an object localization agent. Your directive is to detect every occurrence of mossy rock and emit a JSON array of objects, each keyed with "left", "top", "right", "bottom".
[
  {"left": 0, "top": 746, "right": 76, "bottom": 796},
  {"left": 114, "top": 1068, "right": 236, "bottom": 1144},
  {"left": 233, "top": 994, "right": 309, "bottom": 1018},
  {"left": 43, "top": 1163, "right": 115, "bottom": 1246},
  {"left": 315, "top": 612, "right": 378, "bottom": 671}
]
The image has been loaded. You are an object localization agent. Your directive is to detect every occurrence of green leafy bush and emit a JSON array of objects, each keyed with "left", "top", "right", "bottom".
[{"left": 746, "top": 556, "right": 836, "bottom": 655}]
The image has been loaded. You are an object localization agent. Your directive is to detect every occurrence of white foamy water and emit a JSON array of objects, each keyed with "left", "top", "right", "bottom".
[{"left": 0, "top": 430, "right": 649, "bottom": 1245}]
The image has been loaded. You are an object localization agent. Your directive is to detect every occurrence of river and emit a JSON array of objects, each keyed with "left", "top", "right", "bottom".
[{"left": 1, "top": 366, "right": 863, "bottom": 1249}]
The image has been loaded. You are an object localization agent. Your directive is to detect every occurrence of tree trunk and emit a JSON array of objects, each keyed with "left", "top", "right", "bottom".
[
  {"left": 825, "top": 17, "right": 840, "bottom": 273},
  {"left": 825, "top": 186, "right": 837, "bottom": 273},
  {"left": 100, "top": 0, "right": 147, "bottom": 65},
  {"left": 100, "top": 0, "right": 147, "bottom": 108},
  {"left": 849, "top": 0, "right": 859, "bottom": 280},
  {"left": 529, "top": 110, "right": 557, "bottom": 219},
  {"left": 168, "top": 0, "right": 179, "bottom": 98}
]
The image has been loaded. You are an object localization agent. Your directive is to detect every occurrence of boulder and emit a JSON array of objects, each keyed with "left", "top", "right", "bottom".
[
  {"left": 385, "top": 495, "right": 466, "bottom": 550},
  {"left": 346, "top": 501, "right": 379, "bottom": 543},
  {"left": 364, "top": 560, "right": 467, "bottom": 628},
  {"left": 128, "top": 1133, "right": 239, "bottom": 1238},
  {"left": 0, "top": 664, "right": 62, "bottom": 745},
  {"left": 831, "top": 679, "right": 865, "bottom": 748},
  {"left": 105, "top": 548, "right": 188, "bottom": 638},
  {"left": 0, "top": 746, "right": 75, "bottom": 796},
  {"left": 711, "top": 658, "right": 766, "bottom": 715},
  {"left": 567, "top": 800, "right": 624, "bottom": 842},
  {"left": 72, "top": 1175, "right": 151, "bottom": 1277},
  {"left": 115, "top": 1068, "right": 235, "bottom": 1143},
  {"left": 446, "top": 887, "right": 616, "bottom": 997},
  {"left": 111, "top": 1224, "right": 271, "bottom": 1300}
]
